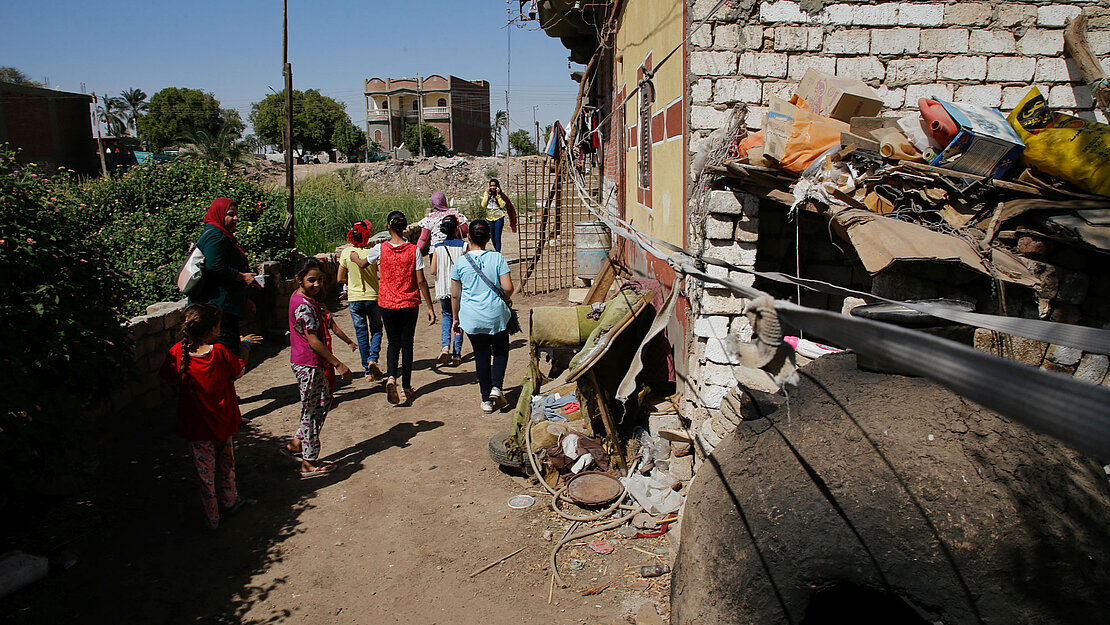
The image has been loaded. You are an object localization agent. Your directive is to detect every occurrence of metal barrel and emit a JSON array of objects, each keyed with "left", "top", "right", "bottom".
[{"left": 574, "top": 221, "right": 611, "bottom": 281}]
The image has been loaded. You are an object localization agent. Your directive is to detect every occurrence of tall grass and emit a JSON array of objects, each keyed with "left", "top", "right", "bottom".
[{"left": 293, "top": 168, "right": 426, "bottom": 255}]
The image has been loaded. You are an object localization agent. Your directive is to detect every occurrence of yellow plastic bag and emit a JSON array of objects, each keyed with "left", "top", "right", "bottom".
[{"left": 1007, "top": 87, "right": 1110, "bottom": 197}]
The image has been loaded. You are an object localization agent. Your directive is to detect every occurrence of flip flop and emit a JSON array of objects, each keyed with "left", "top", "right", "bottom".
[
  {"left": 300, "top": 464, "right": 336, "bottom": 479},
  {"left": 385, "top": 379, "right": 401, "bottom": 404},
  {"left": 222, "top": 496, "right": 255, "bottom": 517}
]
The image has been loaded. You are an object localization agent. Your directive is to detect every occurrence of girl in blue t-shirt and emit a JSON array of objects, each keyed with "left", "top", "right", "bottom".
[{"left": 449, "top": 219, "right": 515, "bottom": 413}]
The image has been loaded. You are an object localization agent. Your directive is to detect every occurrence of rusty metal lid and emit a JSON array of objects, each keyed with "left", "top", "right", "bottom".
[{"left": 565, "top": 471, "right": 624, "bottom": 506}]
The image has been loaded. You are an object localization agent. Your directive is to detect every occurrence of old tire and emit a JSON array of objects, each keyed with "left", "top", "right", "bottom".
[
  {"left": 488, "top": 431, "right": 524, "bottom": 470},
  {"left": 671, "top": 353, "right": 1110, "bottom": 625}
]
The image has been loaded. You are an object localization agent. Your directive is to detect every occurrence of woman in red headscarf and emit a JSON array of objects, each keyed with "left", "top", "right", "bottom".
[{"left": 190, "top": 198, "right": 260, "bottom": 359}]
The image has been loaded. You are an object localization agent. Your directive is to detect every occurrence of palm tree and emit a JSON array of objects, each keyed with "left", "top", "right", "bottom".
[
  {"left": 492, "top": 110, "right": 508, "bottom": 155},
  {"left": 119, "top": 88, "right": 148, "bottom": 138},
  {"left": 178, "top": 122, "right": 253, "bottom": 169},
  {"left": 97, "top": 96, "right": 126, "bottom": 137}
]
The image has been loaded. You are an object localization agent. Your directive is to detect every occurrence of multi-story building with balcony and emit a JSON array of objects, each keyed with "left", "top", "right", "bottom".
[{"left": 363, "top": 75, "right": 492, "bottom": 156}]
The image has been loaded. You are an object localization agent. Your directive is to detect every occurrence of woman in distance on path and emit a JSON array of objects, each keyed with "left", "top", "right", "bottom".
[
  {"left": 450, "top": 219, "right": 514, "bottom": 413},
  {"left": 350, "top": 211, "right": 436, "bottom": 405},
  {"left": 477, "top": 179, "right": 518, "bottom": 253},
  {"left": 416, "top": 191, "right": 468, "bottom": 256},
  {"left": 190, "top": 198, "right": 262, "bottom": 365}
]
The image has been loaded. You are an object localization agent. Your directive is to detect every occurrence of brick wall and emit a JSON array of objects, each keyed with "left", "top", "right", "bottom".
[{"left": 681, "top": 1, "right": 1110, "bottom": 453}]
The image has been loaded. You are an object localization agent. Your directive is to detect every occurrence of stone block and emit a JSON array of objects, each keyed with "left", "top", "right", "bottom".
[
  {"left": 904, "top": 84, "right": 953, "bottom": 103},
  {"left": 701, "top": 289, "right": 748, "bottom": 315},
  {"left": 733, "top": 364, "right": 782, "bottom": 393},
  {"left": 986, "top": 56, "right": 1036, "bottom": 82},
  {"left": 707, "top": 22, "right": 735, "bottom": 48},
  {"left": 955, "top": 84, "right": 1003, "bottom": 108},
  {"left": 1076, "top": 355, "right": 1110, "bottom": 385},
  {"left": 745, "top": 106, "right": 766, "bottom": 129},
  {"left": 875, "top": 86, "right": 907, "bottom": 109},
  {"left": 898, "top": 3, "right": 944, "bottom": 26},
  {"left": 1035, "top": 58, "right": 1082, "bottom": 83},
  {"left": 920, "top": 28, "right": 969, "bottom": 54},
  {"left": 691, "top": 23, "right": 713, "bottom": 49},
  {"left": 1090, "top": 31, "right": 1110, "bottom": 56},
  {"left": 787, "top": 56, "right": 837, "bottom": 80},
  {"left": 871, "top": 28, "right": 921, "bottom": 55},
  {"left": 1017, "top": 30, "right": 1065, "bottom": 56},
  {"left": 715, "top": 78, "right": 763, "bottom": 103},
  {"left": 1047, "top": 344, "right": 1083, "bottom": 366},
  {"left": 1001, "top": 86, "right": 1030, "bottom": 110},
  {"left": 731, "top": 315, "right": 755, "bottom": 343},
  {"left": 944, "top": 3, "right": 992, "bottom": 26},
  {"left": 690, "top": 106, "right": 731, "bottom": 130},
  {"left": 886, "top": 58, "right": 938, "bottom": 85},
  {"left": 1037, "top": 5, "right": 1082, "bottom": 27},
  {"left": 1049, "top": 85, "right": 1094, "bottom": 109},
  {"left": 735, "top": 216, "right": 760, "bottom": 242},
  {"left": 705, "top": 213, "right": 735, "bottom": 239},
  {"left": 705, "top": 264, "right": 758, "bottom": 288},
  {"left": 705, "top": 240, "right": 758, "bottom": 268},
  {"left": 669, "top": 454, "right": 694, "bottom": 482},
  {"left": 739, "top": 26, "right": 765, "bottom": 50},
  {"left": 126, "top": 317, "right": 150, "bottom": 341},
  {"left": 974, "top": 328, "right": 1049, "bottom": 366},
  {"left": 693, "top": 315, "right": 731, "bottom": 339},
  {"left": 708, "top": 190, "right": 759, "bottom": 216},
  {"left": 774, "top": 26, "right": 823, "bottom": 51},
  {"left": 822, "top": 4, "right": 855, "bottom": 26},
  {"left": 760, "top": 1, "right": 810, "bottom": 23},
  {"left": 740, "top": 52, "right": 789, "bottom": 78},
  {"left": 648, "top": 412, "right": 683, "bottom": 439},
  {"left": 851, "top": 4, "right": 900, "bottom": 26},
  {"left": 761, "top": 81, "right": 798, "bottom": 104},
  {"left": 824, "top": 29, "right": 871, "bottom": 54},
  {"left": 691, "top": 79, "right": 712, "bottom": 103},
  {"left": 970, "top": 31, "right": 1016, "bottom": 54},
  {"left": 998, "top": 5, "right": 1037, "bottom": 28},
  {"left": 1042, "top": 360, "right": 1077, "bottom": 376},
  {"left": 691, "top": 51, "right": 738, "bottom": 77},
  {"left": 939, "top": 56, "right": 987, "bottom": 81},
  {"left": 705, "top": 338, "right": 736, "bottom": 367},
  {"left": 701, "top": 361, "right": 739, "bottom": 386},
  {"left": 836, "top": 57, "right": 885, "bottom": 82}
]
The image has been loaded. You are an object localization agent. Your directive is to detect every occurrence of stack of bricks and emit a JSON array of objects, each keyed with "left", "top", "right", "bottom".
[
  {"left": 114, "top": 261, "right": 297, "bottom": 415},
  {"left": 688, "top": 0, "right": 1110, "bottom": 146}
]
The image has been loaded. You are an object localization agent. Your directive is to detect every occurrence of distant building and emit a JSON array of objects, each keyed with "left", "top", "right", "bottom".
[
  {"left": 0, "top": 82, "right": 98, "bottom": 174},
  {"left": 363, "top": 75, "right": 491, "bottom": 156}
]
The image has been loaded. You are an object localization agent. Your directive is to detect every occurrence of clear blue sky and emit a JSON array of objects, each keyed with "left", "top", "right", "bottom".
[{"left": 1, "top": 0, "right": 581, "bottom": 146}]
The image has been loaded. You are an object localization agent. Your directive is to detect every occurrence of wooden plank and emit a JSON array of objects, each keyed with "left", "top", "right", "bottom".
[
  {"left": 583, "top": 257, "right": 616, "bottom": 305},
  {"left": 1065, "top": 14, "right": 1110, "bottom": 116},
  {"left": 588, "top": 369, "right": 628, "bottom": 473}
]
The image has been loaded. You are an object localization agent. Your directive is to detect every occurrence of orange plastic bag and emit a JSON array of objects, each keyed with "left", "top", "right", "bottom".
[{"left": 778, "top": 96, "right": 849, "bottom": 173}]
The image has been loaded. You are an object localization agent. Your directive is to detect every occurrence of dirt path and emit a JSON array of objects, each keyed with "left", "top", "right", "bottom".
[{"left": 2, "top": 231, "right": 672, "bottom": 625}]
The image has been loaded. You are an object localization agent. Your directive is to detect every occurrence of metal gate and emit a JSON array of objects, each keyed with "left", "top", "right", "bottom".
[{"left": 513, "top": 157, "right": 602, "bottom": 295}]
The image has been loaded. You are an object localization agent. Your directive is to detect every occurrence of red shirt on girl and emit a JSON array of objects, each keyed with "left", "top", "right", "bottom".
[{"left": 161, "top": 343, "right": 244, "bottom": 441}]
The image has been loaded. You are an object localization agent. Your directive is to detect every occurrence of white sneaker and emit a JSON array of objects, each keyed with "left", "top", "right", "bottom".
[
  {"left": 481, "top": 400, "right": 495, "bottom": 414},
  {"left": 489, "top": 387, "right": 506, "bottom": 408}
]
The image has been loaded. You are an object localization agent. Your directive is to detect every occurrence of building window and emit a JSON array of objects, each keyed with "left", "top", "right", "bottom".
[
  {"left": 374, "top": 130, "right": 382, "bottom": 142},
  {"left": 437, "top": 98, "right": 447, "bottom": 107},
  {"left": 381, "top": 100, "right": 388, "bottom": 109},
  {"left": 412, "top": 100, "right": 418, "bottom": 110}
]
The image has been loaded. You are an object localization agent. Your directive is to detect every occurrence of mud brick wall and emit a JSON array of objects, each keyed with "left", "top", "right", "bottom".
[{"left": 114, "top": 262, "right": 295, "bottom": 415}]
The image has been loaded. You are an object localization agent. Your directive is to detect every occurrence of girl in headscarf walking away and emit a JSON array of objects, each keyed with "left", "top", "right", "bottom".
[
  {"left": 417, "top": 191, "right": 467, "bottom": 255},
  {"left": 450, "top": 219, "right": 515, "bottom": 413},
  {"left": 338, "top": 220, "right": 384, "bottom": 380},
  {"left": 430, "top": 214, "right": 466, "bottom": 366},
  {"left": 286, "top": 258, "right": 353, "bottom": 479},
  {"left": 160, "top": 303, "right": 260, "bottom": 529},
  {"left": 478, "top": 179, "right": 518, "bottom": 253},
  {"left": 350, "top": 211, "right": 436, "bottom": 404},
  {"left": 190, "top": 198, "right": 261, "bottom": 363}
]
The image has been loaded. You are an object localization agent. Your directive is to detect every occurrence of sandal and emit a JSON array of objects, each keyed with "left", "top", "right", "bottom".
[
  {"left": 223, "top": 496, "right": 254, "bottom": 517},
  {"left": 385, "top": 378, "right": 401, "bottom": 404},
  {"left": 300, "top": 464, "right": 336, "bottom": 479}
]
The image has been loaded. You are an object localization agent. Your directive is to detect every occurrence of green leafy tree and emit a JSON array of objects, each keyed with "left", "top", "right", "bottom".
[
  {"left": 138, "top": 87, "right": 242, "bottom": 152},
  {"left": 492, "top": 110, "right": 507, "bottom": 154},
  {"left": 178, "top": 122, "right": 253, "bottom": 169},
  {"left": 118, "top": 88, "right": 148, "bottom": 138},
  {"left": 509, "top": 129, "right": 538, "bottom": 156},
  {"left": 0, "top": 66, "right": 43, "bottom": 87},
  {"left": 332, "top": 122, "right": 366, "bottom": 162},
  {"left": 250, "top": 89, "right": 349, "bottom": 157},
  {"left": 543, "top": 123, "right": 553, "bottom": 146},
  {"left": 242, "top": 133, "right": 267, "bottom": 154},
  {"left": 400, "top": 123, "right": 448, "bottom": 157}
]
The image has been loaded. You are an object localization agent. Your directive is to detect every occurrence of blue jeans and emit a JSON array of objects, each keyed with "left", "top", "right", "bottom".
[
  {"left": 491, "top": 217, "right": 505, "bottom": 252},
  {"left": 440, "top": 298, "right": 463, "bottom": 357},
  {"left": 348, "top": 299, "right": 382, "bottom": 374}
]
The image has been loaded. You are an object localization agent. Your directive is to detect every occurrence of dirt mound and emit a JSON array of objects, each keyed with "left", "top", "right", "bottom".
[{"left": 672, "top": 352, "right": 1110, "bottom": 624}]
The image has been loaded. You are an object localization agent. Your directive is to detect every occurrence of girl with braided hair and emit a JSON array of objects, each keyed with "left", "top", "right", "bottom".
[{"left": 160, "top": 303, "right": 261, "bottom": 530}]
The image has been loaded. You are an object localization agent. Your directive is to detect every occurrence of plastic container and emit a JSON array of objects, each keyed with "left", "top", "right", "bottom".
[
  {"left": 918, "top": 98, "right": 958, "bottom": 148},
  {"left": 640, "top": 564, "right": 671, "bottom": 578}
]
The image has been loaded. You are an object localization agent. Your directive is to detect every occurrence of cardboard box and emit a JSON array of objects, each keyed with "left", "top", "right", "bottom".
[
  {"left": 795, "top": 69, "right": 884, "bottom": 122},
  {"left": 926, "top": 99, "right": 1025, "bottom": 179},
  {"left": 763, "top": 97, "right": 799, "bottom": 161}
]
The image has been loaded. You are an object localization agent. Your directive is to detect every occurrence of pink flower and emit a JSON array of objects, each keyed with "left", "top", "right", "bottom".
[{"left": 26, "top": 237, "right": 34, "bottom": 244}]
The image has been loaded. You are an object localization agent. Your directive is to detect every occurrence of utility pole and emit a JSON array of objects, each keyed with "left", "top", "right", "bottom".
[
  {"left": 417, "top": 74, "right": 425, "bottom": 158},
  {"left": 504, "top": 0, "right": 511, "bottom": 174},
  {"left": 91, "top": 92, "right": 107, "bottom": 177},
  {"left": 282, "top": 0, "right": 295, "bottom": 241},
  {"left": 533, "top": 105, "right": 539, "bottom": 153}
]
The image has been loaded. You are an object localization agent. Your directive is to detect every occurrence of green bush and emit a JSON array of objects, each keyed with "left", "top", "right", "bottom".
[
  {"left": 67, "top": 159, "right": 290, "bottom": 316},
  {"left": 293, "top": 171, "right": 426, "bottom": 255},
  {"left": 0, "top": 147, "right": 131, "bottom": 500}
]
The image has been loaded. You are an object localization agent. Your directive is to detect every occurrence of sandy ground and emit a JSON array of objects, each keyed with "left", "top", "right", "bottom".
[{"left": 1, "top": 231, "right": 672, "bottom": 625}]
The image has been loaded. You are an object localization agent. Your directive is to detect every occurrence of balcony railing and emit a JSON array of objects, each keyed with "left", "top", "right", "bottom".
[
  {"left": 367, "top": 110, "right": 390, "bottom": 121},
  {"left": 402, "top": 107, "right": 450, "bottom": 119}
]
